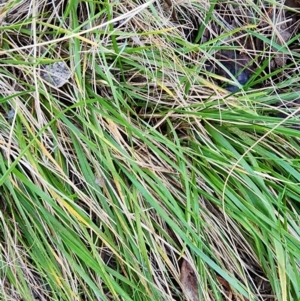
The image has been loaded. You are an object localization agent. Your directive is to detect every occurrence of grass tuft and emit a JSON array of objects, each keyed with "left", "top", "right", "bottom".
[{"left": 0, "top": 0, "right": 299, "bottom": 300}]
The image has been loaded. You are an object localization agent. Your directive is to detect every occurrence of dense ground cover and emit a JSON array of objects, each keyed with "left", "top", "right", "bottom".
[{"left": 0, "top": 0, "right": 299, "bottom": 300}]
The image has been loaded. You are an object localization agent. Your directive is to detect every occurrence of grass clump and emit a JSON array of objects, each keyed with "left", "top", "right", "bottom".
[{"left": 0, "top": 0, "right": 299, "bottom": 300}]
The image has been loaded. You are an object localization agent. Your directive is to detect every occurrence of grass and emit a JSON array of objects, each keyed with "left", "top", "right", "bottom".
[{"left": 0, "top": 0, "right": 299, "bottom": 300}]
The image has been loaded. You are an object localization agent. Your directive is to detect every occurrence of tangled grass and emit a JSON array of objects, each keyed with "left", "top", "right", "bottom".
[{"left": 0, "top": 0, "right": 299, "bottom": 300}]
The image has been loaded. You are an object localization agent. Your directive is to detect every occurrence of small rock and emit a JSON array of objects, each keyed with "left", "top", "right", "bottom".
[
  {"left": 40, "top": 62, "right": 71, "bottom": 88},
  {"left": 6, "top": 109, "right": 15, "bottom": 119}
]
